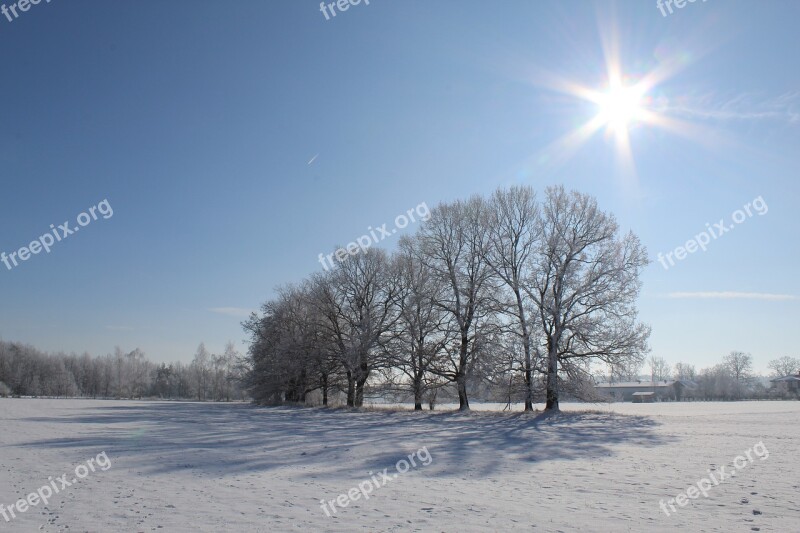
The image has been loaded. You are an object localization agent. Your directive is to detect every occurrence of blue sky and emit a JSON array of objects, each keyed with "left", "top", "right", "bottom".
[{"left": 0, "top": 0, "right": 797, "bottom": 373}]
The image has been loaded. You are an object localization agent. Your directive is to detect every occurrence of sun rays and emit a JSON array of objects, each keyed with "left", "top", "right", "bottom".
[{"left": 522, "top": 20, "right": 720, "bottom": 186}]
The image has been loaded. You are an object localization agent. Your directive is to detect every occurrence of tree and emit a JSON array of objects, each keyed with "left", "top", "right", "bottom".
[
  {"left": 530, "top": 186, "right": 650, "bottom": 412},
  {"left": 609, "top": 357, "right": 644, "bottom": 382},
  {"left": 192, "top": 343, "right": 211, "bottom": 400},
  {"left": 483, "top": 186, "right": 541, "bottom": 411},
  {"left": 414, "top": 197, "right": 494, "bottom": 411},
  {"left": 309, "top": 249, "right": 399, "bottom": 407},
  {"left": 152, "top": 363, "right": 174, "bottom": 398},
  {"left": 113, "top": 346, "right": 128, "bottom": 398},
  {"left": 767, "top": 356, "right": 800, "bottom": 377},
  {"left": 219, "top": 342, "right": 240, "bottom": 401},
  {"left": 673, "top": 362, "right": 696, "bottom": 381},
  {"left": 126, "top": 348, "right": 149, "bottom": 399},
  {"left": 392, "top": 240, "right": 453, "bottom": 410},
  {"left": 723, "top": 351, "right": 753, "bottom": 399},
  {"left": 697, "top": 364, "right": 735, "bottom": 400},
  {"left": 648, "top": 356, "right": 671, "bottom": 382}
]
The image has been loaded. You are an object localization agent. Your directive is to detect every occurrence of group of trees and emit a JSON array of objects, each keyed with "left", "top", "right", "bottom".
[
  {"left": 0, "top": 340, "right": 247, "bottom": 401},
  {"left": 610, "top": 352, "right": 800, "bottom": 401},
  {"left": 243, "top": 185, "right": 651, "bottom": 411}
]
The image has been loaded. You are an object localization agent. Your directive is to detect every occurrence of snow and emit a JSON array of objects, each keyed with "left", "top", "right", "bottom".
[{"left": 0, "top": 399, "right": 798, "bottom": 532}]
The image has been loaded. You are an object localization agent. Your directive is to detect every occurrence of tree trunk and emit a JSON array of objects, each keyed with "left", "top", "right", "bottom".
[
  {"left": 321, "top": 372, "right": 328, "bottom": 406},
  {"left": 354, "top": 361, "right": 369, "bottom": 407},
  {"left": 544, "top": 341, "right": 559, "bottom": 412},
  {"left": 413, "top": 375, "right": 423, "bottom": 410},
  {"left": 355, "top": 376, "right": 367, "bottom": 407},
  {"left": 457, "top": 333, "right": 470, "bottom": 411},
  {"left": 457, "top": 375, "right": 469, "bottom": 411},
  {"left": 511, "top": 288, "right": 535, "bottom": 412},
  {"left": 346, "top": 371, "right": 355, "bottom": 407},
  {"left": 355, "top": 380, "right": 365, "bottom": 407}
]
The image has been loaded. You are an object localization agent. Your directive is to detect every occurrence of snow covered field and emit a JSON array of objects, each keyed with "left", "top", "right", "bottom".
[{"left": 0, "top": 399, "right": 798, "bottom": 532}]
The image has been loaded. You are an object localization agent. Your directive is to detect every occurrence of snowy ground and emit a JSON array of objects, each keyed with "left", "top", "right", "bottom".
[{"left": 0, "top": 399, "right": 798, "bottom": 532}]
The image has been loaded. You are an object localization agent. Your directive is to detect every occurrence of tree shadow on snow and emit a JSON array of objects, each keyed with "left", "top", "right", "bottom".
[{"left": 16, "top": 402, "right": 675, "bottom": 481}]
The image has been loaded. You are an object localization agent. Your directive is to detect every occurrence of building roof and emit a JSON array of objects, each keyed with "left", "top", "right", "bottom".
[
  {"left": 770, "top": 375, "right": 800, "bottom": 382},
  {"left": 595, "top": 380, "right": 675, "bottom": 389},
  {"left": 594, "top": 379, "right": 698, "bottom": 389}
]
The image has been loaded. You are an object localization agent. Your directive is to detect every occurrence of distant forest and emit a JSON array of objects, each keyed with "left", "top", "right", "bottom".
[{"left": 0, "top": 340, "right": 248, "bottom": 401}]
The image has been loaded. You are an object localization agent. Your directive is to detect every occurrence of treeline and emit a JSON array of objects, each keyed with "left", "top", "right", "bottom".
[
  {"left": 673, "top": 353, "right": 798, "bottom": 400},
  {"left": 243, "top": 185, "right": 651, "bottom": 411},
  {"left": 612, "top": 353, "right": 800, "bottom": 401},
  {"left": 0, "top": 340, "right": 248, "bottom": 401}
]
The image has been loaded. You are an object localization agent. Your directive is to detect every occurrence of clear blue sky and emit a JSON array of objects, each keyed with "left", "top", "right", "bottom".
[{"left": 1, "top": 0, "right": 797, "bottom": 373}]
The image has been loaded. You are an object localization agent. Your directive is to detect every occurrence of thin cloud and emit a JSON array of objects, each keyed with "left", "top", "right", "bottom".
[
  {"left": 664, "top": 292, "right": 797, "bottom": 301},
  {"left": 662, "top": 91, "right": 800, "bottom": 124},
  {"left": 209, "top": 307, "right": 256, "bottom": 317}
]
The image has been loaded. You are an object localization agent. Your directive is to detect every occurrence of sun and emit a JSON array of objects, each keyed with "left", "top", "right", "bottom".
[
  {"left": 521, "top": 21, "right": 719, "bottom": 185},
  {"left": 595, "top": 82, "right": 645, "bottom": 133}
]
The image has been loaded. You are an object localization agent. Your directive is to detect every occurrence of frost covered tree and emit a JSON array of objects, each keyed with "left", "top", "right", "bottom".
[
  {"left": 648, "top": 356, "right": 671, "bottom": 382},
  {"left": 243, "top": 284, "right": 335, "bottom": 404},
  {"left": 309, "top": 249, "right": 400, "bottom": 407},
  {"left": 767, "top": 356, "right": 800, "bottom": 377},
  {"left": 391, "top": 239, "right": 453, "bottom": 410},
  {"left": 724, "top": 351, "right": 753, "bottom": 399},
  {"left": 413, "top": 197, "right": 494, "bottom": 411},
  {"left": 529, "top": 186, "right": 650, "bottom": 412},
  {"left": 483, "top": 186, "right": 542, "bottom": 411},
  {"left": 0, "top": 339, "right": 241, "bottom": 400},
  {"left": 673, "top": 362, "right": 696, "bottom": 381},
  {"left": 242, "top": 186, "right": 651, "bottom": 411},
  {"left": 192, "top": 343, "right": 212, "bottom": 400}
]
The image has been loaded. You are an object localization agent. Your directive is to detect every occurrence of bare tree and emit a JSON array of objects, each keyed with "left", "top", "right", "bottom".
[
  {"left": 392, "top": 239, "right": 453, "bottom": 410},
  {"left": 0, "top": 339, "right": 243, "bottom": 401},
  {"left": 673, "top": 362, "right": 697, "bottom": 381},
  {"left": 484, "top": 186, "right": 541, "bottom": 411},
  {"left": 192, "top": 343, "right": 211, "bottom": 400},
  {"left": 414, "top": 197, "right": 495, "bottom": 411},
  {"left": 648, "top": 356, "right": 671, "bottom": 382},
  {"left": 529, "top": 186, "right": 650, "bottom": 412},
  {"left": 243, "top": 285, "right": 332, "bottom": 404},
  {"left": 127, "top": 348, "right": 149, "bottom": 399},
  {"left": 697, "top": 364, "right": 735, "bottom": 400},
  {"left": 309, "top": 249, "right": 399, "bottom": 407},
  {"left": 767, "top": 356, "right": 800, "bottom": 377},
  {"left": 609, "top": 357, "right": 644, "bottom": 382},
  {"left": 723, "top": 351, "right": 753, "bottom": 399}
]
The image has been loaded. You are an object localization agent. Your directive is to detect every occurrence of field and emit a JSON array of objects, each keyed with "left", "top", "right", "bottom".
[{"left": 0, "top": 399, "right": 798, "bottom": 532}]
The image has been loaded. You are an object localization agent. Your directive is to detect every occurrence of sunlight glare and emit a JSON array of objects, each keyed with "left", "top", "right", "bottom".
[{"left": 595, "top": 83, "right": 645, "bottom": 132}]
